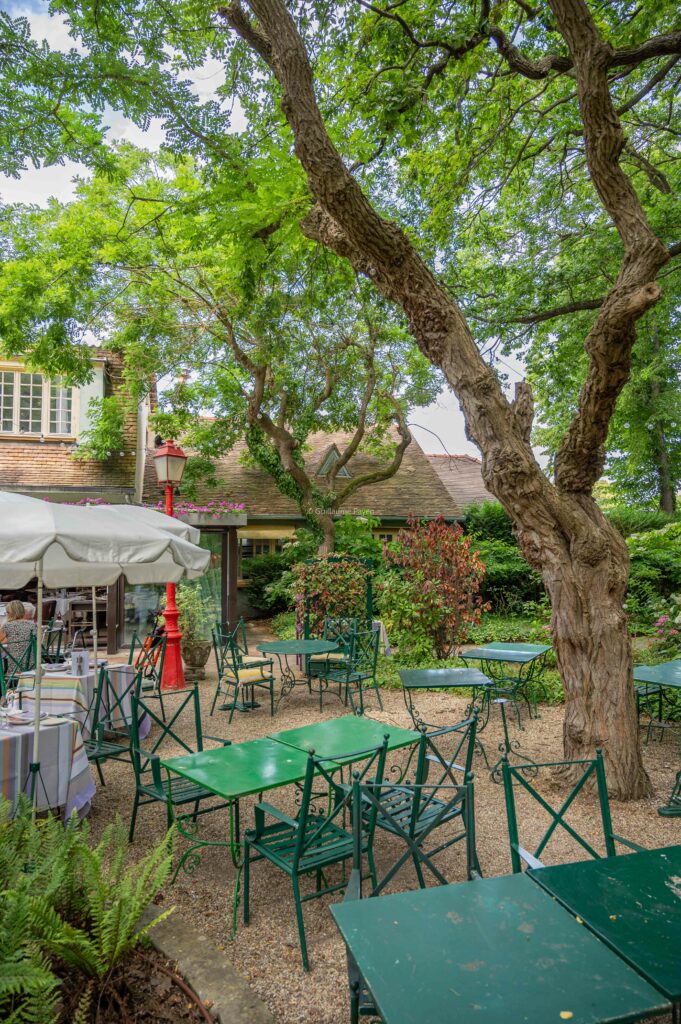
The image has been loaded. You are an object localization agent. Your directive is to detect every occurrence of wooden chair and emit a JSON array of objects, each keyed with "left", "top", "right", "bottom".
[
  {"left": 502, "top": 750, "right": 643, "bottom": 872},
  {"left": 210, "top": 635, "right": 275, "bottom": 720},
  {"left": 242, "top": 738, "right": 388, "bottom": 970},
  {"left": 128, "top": 685, "right": 233, "bottom": 842}
]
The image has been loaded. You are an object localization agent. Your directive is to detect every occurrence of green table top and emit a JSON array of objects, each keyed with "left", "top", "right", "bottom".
[
  {"left": 161, "top": 737, "right": 316, "bottom": 801},
  {"left": 256, "top": 639, "right": 338, "bottom": 656},
  {"left": 462, "top": 642, "right": 550, "bottom": 664},
  {"left": 267, "top": 714, "right": 417, "bottom": 763},
  {"left": 399, "top": 667, "right": 492, "bottom": 690},
  {"left": 331, "top": 873, "right": 667, "bottom": 1024},
  {"left": 528, "top": 845, "right": 681, "bottom": 1001},
  {"left": 633, "top": 661, "right": 681, "bottom": 690}
]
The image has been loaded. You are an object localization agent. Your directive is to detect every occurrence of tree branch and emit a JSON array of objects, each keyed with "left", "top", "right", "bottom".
[{"left": 334, "top": 402, "right": 412, "bottom": 505}]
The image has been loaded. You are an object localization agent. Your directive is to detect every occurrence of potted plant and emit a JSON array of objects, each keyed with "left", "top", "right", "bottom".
[{"left": 176, "top": 583, "right": 213, "bottom": 679}]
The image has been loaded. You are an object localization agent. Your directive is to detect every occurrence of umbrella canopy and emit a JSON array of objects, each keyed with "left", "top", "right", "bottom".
[
  {"left": 90, "top": 503, "right": 201, "bottom": 544},
  {"left": 0, "top": 492, "right": 209, "bottom": 588}
]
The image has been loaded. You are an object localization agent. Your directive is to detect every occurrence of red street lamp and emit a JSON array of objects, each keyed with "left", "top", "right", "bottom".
[{"left": 153, "top": 439, "right": 188, "bottom": 691}]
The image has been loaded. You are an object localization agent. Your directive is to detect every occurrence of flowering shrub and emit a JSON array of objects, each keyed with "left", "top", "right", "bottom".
[
  {"left": 151, "top": 498, "right": 245, "bottom": 518},
  {"left": 292, "top": 557, "right": 372, "bottom": 637},
  {"left": 652, "top": 595, "right": 681, "bottom": 658},
  {"left": 380, "top": 516, "right": 489, "bottom": 660}
]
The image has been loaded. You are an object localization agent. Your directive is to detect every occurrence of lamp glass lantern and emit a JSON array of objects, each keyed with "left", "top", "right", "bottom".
[{"left": 153, "top": 440, "right": 188, "bottom": 487}]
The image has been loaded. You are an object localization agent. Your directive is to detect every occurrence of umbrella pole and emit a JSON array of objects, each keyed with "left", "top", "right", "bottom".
[
  {"left": 91, "top": 586, "right": 98, "bottom": 675},
  {"left": 30, "top": 561, "right": 43, "bottom": 811}
]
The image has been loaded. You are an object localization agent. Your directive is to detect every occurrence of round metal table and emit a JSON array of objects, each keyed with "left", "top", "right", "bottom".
[{"left": 256, "top": 639, "right": 339, "bottom": 710}]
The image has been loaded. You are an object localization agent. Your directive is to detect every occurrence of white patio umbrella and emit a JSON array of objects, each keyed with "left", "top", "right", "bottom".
[{"left": 0, "top": 491, "right": 209, "bottom": 803}]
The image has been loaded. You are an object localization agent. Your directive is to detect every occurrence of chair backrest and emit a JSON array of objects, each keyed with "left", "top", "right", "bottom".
[
  {"left": 130, "top": 685, "right": 203, "bottom": 782},
  {"left": 90, "top": 664, "right": 143, "bottom": 737},
  {"left": 352, "top": 775, "right": 480, "bottom": 893},
  {"left": 414, "top": 714, "right": 478, "bottom": 789},
  {"left": 0, "top": 638, "right": 33, "bottom": 686},
  {"left": 348, "top": 629, "right": 380, "bottom": 677},
  {"left": 291, "top": 739, "right": 389, "bottom": 872},
  {"left": 212, "top": 625, "right": 227, "bottom": 677},
  {"left": 42, "top": 625, "right": 64, "bottom": 660},
  {"left": 502, "top": 749, "right": 639, "bottom": 872},
  {"left": 213, "top": 618, "right": 249, "bottom": 673},
  {"left": 323, "top": 617, "right": 358, "bottom": 652}
]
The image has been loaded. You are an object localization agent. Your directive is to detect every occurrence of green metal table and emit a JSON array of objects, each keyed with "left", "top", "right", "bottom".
[
  {"left": 460, "top": 642, "right": 551, "bottom": 724},
  {"left": 528, "top": 844, "right": 681, "bottom": 1003},
  {"left": 256, "top": 639, "right": 338, "bottom": 710},
  {"left": 398, "top": 667, "right": 492, "bottom": 731},
  {"left": 267, "top": 714, "right": 417, "bottom": 764},
  {"left": 634, "top": 661, "right": 681, "bottom": 731},
  {"left": 330, "top": 872, "right": 669, "bottom": 1024}
]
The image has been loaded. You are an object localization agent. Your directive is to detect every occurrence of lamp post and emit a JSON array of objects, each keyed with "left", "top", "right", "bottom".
[{"left": 153, "top": 439, "right": 188, "bottom": 691}]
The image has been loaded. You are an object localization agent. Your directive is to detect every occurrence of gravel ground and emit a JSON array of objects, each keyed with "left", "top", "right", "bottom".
[{"left": 94, "top": 626, "right": 681, "bottom": 1024}]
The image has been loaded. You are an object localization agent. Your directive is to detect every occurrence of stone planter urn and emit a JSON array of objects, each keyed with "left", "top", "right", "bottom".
[{"left": 181, "top": 639, "right": 212, "bottom": 680}]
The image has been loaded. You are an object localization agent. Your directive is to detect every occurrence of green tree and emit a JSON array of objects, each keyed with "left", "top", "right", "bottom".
[{"left": 0, "top": 147, "right": 440, "bottom": 550}]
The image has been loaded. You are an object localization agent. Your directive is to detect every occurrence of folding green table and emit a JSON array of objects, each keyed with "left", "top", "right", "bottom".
[
  {"left": 330, "top": 872, "right": 669, "bottom": 1024},
  {"left": 256, "top": 639, "right": 338, "bottom": 710},
  {"left": 528, "top": 844, "right": 681, "bottom": 1005},
  {"left": 162, "top": 715, "right": 419, "bottom": 869},
  {"left": 460, "top": 642, "right": 551, "bottom": 724}
]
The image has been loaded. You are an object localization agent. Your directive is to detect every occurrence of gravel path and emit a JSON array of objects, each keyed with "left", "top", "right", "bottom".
[{"left": 95, "top": 628, "right": 681, "bottom": 1024}]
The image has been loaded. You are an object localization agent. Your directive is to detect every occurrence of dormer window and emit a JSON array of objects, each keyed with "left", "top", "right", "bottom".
[
  {"left": 317, "top": 445, "right": 350, "bottom": 478},
  {"left": 0, "top": 369, "right": 74, "bottom": 436}
]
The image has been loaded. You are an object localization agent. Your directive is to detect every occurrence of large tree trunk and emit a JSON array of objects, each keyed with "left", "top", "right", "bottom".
[{"left": 317, "top": 512, "right": 336, "bottom": 555}]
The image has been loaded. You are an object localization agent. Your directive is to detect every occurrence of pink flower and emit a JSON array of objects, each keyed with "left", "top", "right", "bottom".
[{"left": 670, "top": 630, "right": 679, "bottom": 636}]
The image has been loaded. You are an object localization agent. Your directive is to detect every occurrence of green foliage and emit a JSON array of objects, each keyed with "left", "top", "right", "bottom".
[
  {"left": 625, "top": 522, "right": 681, "bottom": 626},
  {"left": 71, "top": 397, "right": 126, "bottom": 463},
  {"left": 271, "top": 610, "right": 297, "bottom": 641},
  {"left": 333, "top": 511, "right": 383, "bottom": 566},
  {"left": 650, "top": 597, "right": 681, "bottom": 660},
  {"left": 0, "top": 798, "right": 173, "bottom": 1024},
  {"left": 292, "top": 556, "right": 372, "bottom": 637},
  {"left": 462, "top": 501, "right": 515, "bottom": 544},
  {"left": 176, "top": 582, "right": 211, "bottom": 643},
  {"left": 473, "top": 539, "right": 544, "bottom": 613},
  {"left": 246, "top": 552, "right": 292, "bottom": 614},
  {"left": 380, "top": 517, "right": 488, "bottom": 660},
  {"left": 606, "top": 506, "right": 681, "bottom": 539}
]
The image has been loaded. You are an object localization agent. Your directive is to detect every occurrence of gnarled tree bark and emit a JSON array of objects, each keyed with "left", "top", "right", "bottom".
[{"left": 220, "top": 0, "right": 678, "bottom": 797}]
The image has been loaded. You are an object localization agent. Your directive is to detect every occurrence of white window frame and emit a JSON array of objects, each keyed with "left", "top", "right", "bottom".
[{"left": 0, "top": 363, "right": 78, "bottom": 438}]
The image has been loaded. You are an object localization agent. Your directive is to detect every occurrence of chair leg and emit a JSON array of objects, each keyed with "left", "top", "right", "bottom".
[
  {"left": 158, "top": 686, "right": 166, "bottom": 722},
  {"left": 291, "top": 874, "right": 309, "bottom": 971},
  {"left": 95, "top": 760, "right": 106, "bottom": 786},
  {"left": 412, "top": 851, "right": 427, "bottom": 889},
  {"left": 210, "top": 679, "right": 221, "bottom": 716},
  {"left": 243, "top": 842, "right": 251, "bottom": 925},
  {"left": 270, "top": 681, "right": 274, "bottom": 717},
  {"left": 129, "top": 792, "right": 140, "bottom": 843}
]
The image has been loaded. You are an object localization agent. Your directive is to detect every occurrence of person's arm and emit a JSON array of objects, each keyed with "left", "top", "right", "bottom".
[{"left": 0, "top": 628, "right": 7, "bottom": 644}]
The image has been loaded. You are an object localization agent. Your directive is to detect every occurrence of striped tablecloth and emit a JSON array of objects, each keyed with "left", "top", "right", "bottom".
[
  {"left": 16, "top": 665, "right": 150, "bottom": 740},
  {"left": 0, "top": 717, "right": 95, "bottom": 818}
]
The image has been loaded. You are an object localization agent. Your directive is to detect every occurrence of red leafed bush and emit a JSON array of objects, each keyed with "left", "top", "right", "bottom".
[
  {"left": 292, "top": 556, "right": 372, "bottom": 637},
  {"left": 381, "top": 516, "right": 489, "bottom": 660}
]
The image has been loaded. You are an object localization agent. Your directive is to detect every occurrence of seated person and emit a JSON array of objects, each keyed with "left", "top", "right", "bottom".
[
  {"left": 22, "top": 602, "right": 36, "bottom": 621},
  {"left": 0, "top": 599, "right": 37, "bottom": 670}
]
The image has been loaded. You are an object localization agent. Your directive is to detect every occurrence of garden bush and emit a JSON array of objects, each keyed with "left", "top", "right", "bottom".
[
  {"left": 462, "top": 500, "right": 515, "bottom": 543},
  {"left": 606, "top": 506, "right": 681, "bottom": 539},
  {"left": 246, "top": 552, "right": 292, "bottom": 614},
  {"left": 0, "top": 798, "right": 172, "bottom": 1024},
  {"left": 473, "top": 539, "right": 544, "bottom": 613},
  {"left": 379, "top": 517, "right": 488, "bottom": 660},
  {"left": 292, "top": 555, "right": 373, "bottom": 637}
]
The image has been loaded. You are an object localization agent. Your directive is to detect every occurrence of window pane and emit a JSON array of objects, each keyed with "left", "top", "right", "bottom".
[
  {"left": 19, "top": 373, "right": 42, "bottom": 433},
  {"left": 49, "top": 379, "right": 72, "bottom": 434},
  {"left": 0, "top": 372, "right": 14, "bottom": 432}
]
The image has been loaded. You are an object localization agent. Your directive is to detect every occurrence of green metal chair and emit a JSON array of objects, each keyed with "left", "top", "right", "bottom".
[
  {"left": 502, "top": 750, "right": 643, "bottom": 872},
  {"left": 210, "top": 635, "right": 275, "bottom": 720},
  {"left": 128, "top": 685, "right": 233, "bottom": 843},
  {"left": 242, "top": 738, "right": 389, "bottom": 971},
  {"left": 0, "top": 637, "right": 34, "bottom": 690},
  {"left": 41, "top": 625, "right": 65, "bottom": 664},
  {"left": 84, "top": 664, "right": 143, "bottom": 786},
  {"left": 322, "top": 629, "right": 382, "bottom": 714},
  {"left": 371, "top": 715, "right": 479, "bottom": 882},
  {"left": 214, "top": 617, "right": 273, "bottom": 669},
  {"left": 658, "top": 769, "right": 681, "bottom": 817},
  {"left": 128, "top": 630, "right": 167, "bottom": 720},
  {"left": 308, "top": 616, "right": 358, "bottom": 678},
  {"left": 343, "top": 773, "right": 480, "bottom": 1024}
]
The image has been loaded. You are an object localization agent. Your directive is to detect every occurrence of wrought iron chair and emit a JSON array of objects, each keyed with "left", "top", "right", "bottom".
[
  {"left": 41, "top": 624, "right": 65, "bottom": 664},
  {"left": 210, "top": 635, "right": 275, "bottom": 720},
  {"left": 342, "top": 772, "right": 480, "bottom": 1024},
  {"left": 242, "top": 738, "right": 389, "bottom": 971},
  {"left": 214, "top": 617, "right": 273, "bottom": 669},
  {"left": 0, "top": 637, "right": 34, "bottom": 691},
  {"left": 322, "top": 628, "right": 382, "bottom": 714},
  {"left": 658, "top": 769, "right": 681, "bottom": 817},
  {"left": 502, "top": 749, "right": 643, "bottom": 872},
  {"left": 84, "top": 664, "right": 143, "bottom": 785},
  {"left": 371, "top": 715, "right": 479, "bottom": 881},
  {"left": 308, "top": 616, "right": 358, "bottom": 679},
  {"left": 128, "top": 630, "right": 167, "bottom": 720},
  {"left": 128, "top": 685, "right": 233, "bottom": 842}
]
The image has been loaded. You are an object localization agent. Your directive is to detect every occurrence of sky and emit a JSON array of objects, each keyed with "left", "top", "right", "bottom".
[{"left": 1, "top": 1, "right": 533, "bottom": 464}]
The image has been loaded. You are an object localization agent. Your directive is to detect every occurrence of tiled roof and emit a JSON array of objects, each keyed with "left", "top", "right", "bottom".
[
  {"left": 144, "top": 432, "right": 463, "bottom": 522},
  {"left": 426, "top": 454, "right": 493, "bottom": 514}
]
